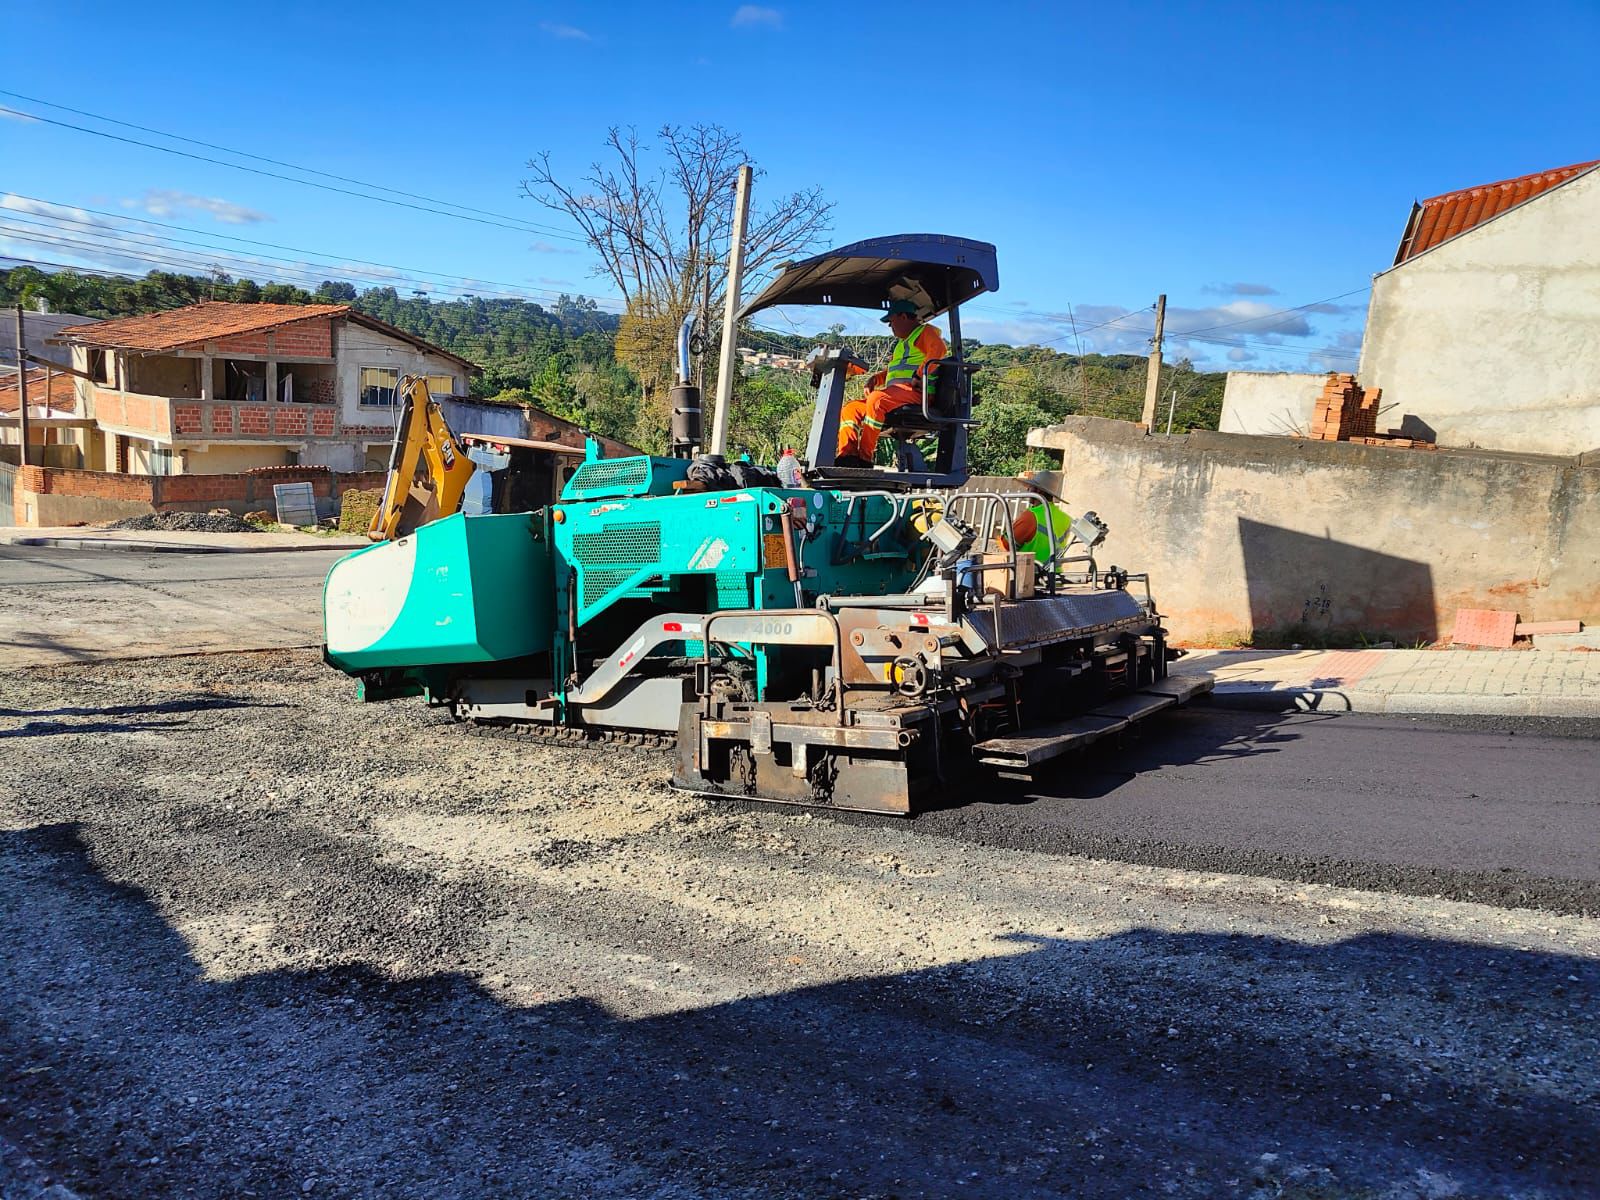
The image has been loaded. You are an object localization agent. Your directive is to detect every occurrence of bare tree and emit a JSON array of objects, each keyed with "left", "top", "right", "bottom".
[
  {"left": 525, "top": 124, "right": 831, "bottom": 321},
  {"left": 523, "top": 125, "right": 832, "bottom": 441}
]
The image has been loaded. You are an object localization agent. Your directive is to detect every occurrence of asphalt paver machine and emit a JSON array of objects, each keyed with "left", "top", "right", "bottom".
[{"left": 324, "top": 233, "right": 1210, "bottom": 814}]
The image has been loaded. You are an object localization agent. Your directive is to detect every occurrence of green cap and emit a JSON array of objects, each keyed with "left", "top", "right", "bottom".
[{"left": 880, "top": 299, "right": 920, "bottom": 323}]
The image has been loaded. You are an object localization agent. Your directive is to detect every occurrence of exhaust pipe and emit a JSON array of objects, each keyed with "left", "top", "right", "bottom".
[{"left": 670, "top": 311, "right": 703, "bottom": 459}]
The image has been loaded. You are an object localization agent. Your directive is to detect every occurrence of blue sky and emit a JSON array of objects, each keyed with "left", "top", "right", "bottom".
[{"left": 4, "top": 0, "right": 1598, "bottom": 371}]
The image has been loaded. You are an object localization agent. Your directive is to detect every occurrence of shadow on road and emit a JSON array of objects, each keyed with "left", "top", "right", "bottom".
[
  {"left": 0, "top": 697, "right": 287, "bottom": 740},
  {"left": 2, "top": 822, "right": 1595, "bottom": 1199}
]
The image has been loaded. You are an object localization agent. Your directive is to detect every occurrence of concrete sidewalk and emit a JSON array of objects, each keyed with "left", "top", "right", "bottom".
[
  {"left": 0, "top": 526, "right": 366, "bottom": 554},
  {"left": 1173, "top": 646, "right": 1600, "bottom": 717}
]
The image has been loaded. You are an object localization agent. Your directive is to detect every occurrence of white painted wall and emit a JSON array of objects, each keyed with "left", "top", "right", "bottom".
[
  {"left": 1359, "top": 165, "right": 1600, "bottom": 456},
  {"left": 1219, "top": 372, "right": 1326, "bottom": 436},
  {"left": 333, "top": 322, "right": 466, "bottom": 430}
]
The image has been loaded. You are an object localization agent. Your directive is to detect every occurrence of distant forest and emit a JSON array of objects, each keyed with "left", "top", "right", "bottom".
[{"left": 0, "top": 265, "right": 1226, "bottom": 474}]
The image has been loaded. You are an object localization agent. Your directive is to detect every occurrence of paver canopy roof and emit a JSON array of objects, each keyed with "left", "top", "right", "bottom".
[{"left": 740, "top": 234, "right": 999, "bottom": 322}]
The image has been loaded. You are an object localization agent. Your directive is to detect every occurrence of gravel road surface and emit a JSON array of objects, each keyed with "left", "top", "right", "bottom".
[
  {"left": 1, "top": 650, "right": 1596, "bottom": 1199},
  {"left": 0, "top": 545, "right": 344, "bottom": 668}
]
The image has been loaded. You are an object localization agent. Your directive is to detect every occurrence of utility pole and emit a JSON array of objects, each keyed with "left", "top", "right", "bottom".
[
  {"left": 1140, "top": 293, "right": 1166, "bottom": 429},
  {"left": 709, "top": 163, "right": 752, "bottom": 458},
  {"left": 13, "top": 305, "right": 31, "bottom": 467}
]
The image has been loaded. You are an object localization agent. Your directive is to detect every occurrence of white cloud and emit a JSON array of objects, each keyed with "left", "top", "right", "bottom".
[
  {"left": 0, "top": 107, "right": 40, "bottom": 123},
  {"left": 540, "top": 21, "right": 592, "bottom": 39},
  {"left": 1226, "top": 347, "right": 1257, "bottom": 363},
  {"left": 529, "top": 239, "right": 578, "bottom": 255},
  {"left": 127, "top": 189, "right": 270, "bottom": 225},
  {"left": 1202, "top": 281, "right": 1278, "bottom": 297},
  {"left": 731, "top": 5, "right": 783, "bottom": 29}
]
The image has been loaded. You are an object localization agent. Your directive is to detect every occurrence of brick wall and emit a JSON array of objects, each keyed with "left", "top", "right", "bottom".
[
  {"left": 211, "top": 319, "right": 333, "bottom": 358},
  {"left": 271, "top": 321, "right": 333, "bottom": 358},
  {"left": 311, "top": 409, "right": 336, "bottom": 437},
  {"left": 173, "top": 403, "right": 203, "bottom": 434},
  {"left": 238, "top": 407, "right": 271, "bottom": 436},
  {"left": 212, "top": 330, "right": 271, "bottom": 355},
  {"left": 9, "top": 464, "right": 389, "bottom": 525},
  {"left": 273, "top": 409, "right": 308, "bottom": 437},
  {"left": 307, "top": 378, "right": 336, "bottom": 404}
]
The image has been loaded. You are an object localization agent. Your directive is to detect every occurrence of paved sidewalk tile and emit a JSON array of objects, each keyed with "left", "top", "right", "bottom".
[{"left": 1174, "top": 647, "right": 1600, "bottom": 716}]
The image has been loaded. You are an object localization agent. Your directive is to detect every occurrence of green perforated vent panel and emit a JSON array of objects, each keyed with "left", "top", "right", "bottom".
[
  {"left": 714, "top": 570, "right": 750, "bottom": 607},
  {"left": 572, "top": 523, "right": 662, "bottom": 607},
  {"left": 563, "top": 456, "right": 652, "bottom": 500}
]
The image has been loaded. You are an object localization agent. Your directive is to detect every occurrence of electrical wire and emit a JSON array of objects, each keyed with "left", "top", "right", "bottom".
[
  {"left": 1174, "top": 285, "right": 1372, "bottom": 336},
  {"left": 0, "top": 101, "right": 583, "bottom": 240},
  {"left": 0, "top": 89, "right": 582, "bottom": 241},
  {"left": 1, "top": 193, "right": 625, "bottom": 309},
  {"left": 0, "top": 211, "right": 599, "bottom": 307}
]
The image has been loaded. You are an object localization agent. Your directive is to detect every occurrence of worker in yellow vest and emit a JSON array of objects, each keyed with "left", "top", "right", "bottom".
[{"left": 836, "top": 299, "right": 947, "bottom": 465}]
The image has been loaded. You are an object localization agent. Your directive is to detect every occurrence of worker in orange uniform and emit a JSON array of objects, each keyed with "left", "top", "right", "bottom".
[{"left": 835, "top": 299, "right": 947, "bottom": 466}]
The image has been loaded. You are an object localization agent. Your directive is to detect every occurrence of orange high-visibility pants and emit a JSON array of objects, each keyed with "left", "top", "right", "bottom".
[{"left": 837, "top": 382, "right": 921, "bottom": 459}]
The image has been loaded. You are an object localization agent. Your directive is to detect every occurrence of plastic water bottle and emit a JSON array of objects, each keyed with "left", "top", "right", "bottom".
[{"left": 776, "top": 447, "right": 804, "bottom": 489}]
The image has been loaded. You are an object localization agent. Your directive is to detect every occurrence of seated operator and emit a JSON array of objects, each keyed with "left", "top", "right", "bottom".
[{"left": 835, "top": 298, "right": 947, "bottom": 466}]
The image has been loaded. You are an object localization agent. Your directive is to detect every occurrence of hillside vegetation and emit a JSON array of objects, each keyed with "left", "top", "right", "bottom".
[{"left": 1, "top": 265, "right": 1224, "bottom": 474}]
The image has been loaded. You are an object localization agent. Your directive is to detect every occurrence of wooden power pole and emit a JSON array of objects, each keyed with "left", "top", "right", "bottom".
[
  {"left": 13, "top": 305, "right": 31, "bottom": 467},
  {"left": 1140, "top": 293, "right": 1166, "bottom": 429}
]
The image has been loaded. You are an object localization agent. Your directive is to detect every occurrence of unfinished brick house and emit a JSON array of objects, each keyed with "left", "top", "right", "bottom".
[{"left": 54, "top": 301, "right": 478, "bottom": 474}]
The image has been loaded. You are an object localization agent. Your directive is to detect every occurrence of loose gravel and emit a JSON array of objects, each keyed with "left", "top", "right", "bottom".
[
  {"left": 1, "top": 650, "right": 1596, "bottom": 1198},
  {"left": 104, "top": 512, "right": 261, "bottom": 534}
]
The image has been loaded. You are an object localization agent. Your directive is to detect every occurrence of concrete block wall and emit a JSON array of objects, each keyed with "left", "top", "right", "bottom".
[{"left": 1029, "top": 416, "right": 1600, "bottom": 645}]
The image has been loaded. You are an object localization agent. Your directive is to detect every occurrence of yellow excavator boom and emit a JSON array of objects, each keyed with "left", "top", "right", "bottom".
[{"left": 368, "top": 375, "right": 477, "bottom": 541}]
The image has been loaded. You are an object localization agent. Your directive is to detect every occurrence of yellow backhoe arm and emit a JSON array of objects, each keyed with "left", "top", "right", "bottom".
[{"left": 368, "top": 376, "right": 477, "bottom": 541}]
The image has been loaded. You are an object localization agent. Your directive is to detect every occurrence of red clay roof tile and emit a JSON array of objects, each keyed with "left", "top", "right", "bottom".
[
  {"left": 1395, "top": 159, "right": 1598, "bottom": 264},
  {"left": 0, "top": 368, "right": 77, "bottom": 414},
  {"left": 55, "top": 301, "right": 349, "bottom": 352}
]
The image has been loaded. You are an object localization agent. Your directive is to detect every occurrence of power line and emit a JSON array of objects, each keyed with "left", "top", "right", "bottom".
[
  {"left": 0, "top": 89, "right": 582, "bottom": 241},
  {"left": 0, "top": 210, "right": 602, "bottom": 307},
  {"left": 2, "top": 192, "right": 623, "bottom": 309},
  {"left": 0, "top": 100, "right": 586, "bottom": 241},
  {"left": 0, "top": 226, "right": 556, "bottom": 305},
  {"left": 1175, "top": 285, "right": 1371, "bottom": 337}
]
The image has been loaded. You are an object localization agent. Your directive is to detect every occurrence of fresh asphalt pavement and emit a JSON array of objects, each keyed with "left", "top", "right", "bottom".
[
  {"left": 0, "top": 543, "right": 347, "bottom": 667},
  {"left": 909, "top": 706, "right": 1600, "bottom": 914}
]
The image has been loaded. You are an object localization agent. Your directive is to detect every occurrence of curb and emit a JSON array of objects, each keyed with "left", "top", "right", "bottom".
[
  {"left": 1, "top": 535, "right": 362, "bottom": 555},
  {"left": 1201, "top": 684, "right": 1600, "bottom": 719}
]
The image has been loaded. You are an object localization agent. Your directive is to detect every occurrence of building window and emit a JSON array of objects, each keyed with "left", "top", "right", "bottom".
[
  {"left": 425, "top": 374, "right": 455, "bottom": 397},
  {"left": 359, "top": 367, "right": 399, "bottom": 407},
  {"left": 90, "top": 349, "right": 111, "bottom": 385},
  {"left": 148, "top": 448, "right": 176, "bottom": 476}
]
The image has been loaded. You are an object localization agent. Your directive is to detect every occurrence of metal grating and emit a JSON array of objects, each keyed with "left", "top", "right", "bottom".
[
  {"left": 564, "top": 456, "right": 652, "bottom": 500},
  {"left": 714, "top": 569, "right": 750, "bottom": 607},
  {"left": 573, "top": 522, "right": 663, "bottom": 607},
  {"left": 572, "top": 523, "right": 661, "bottom": 565}
]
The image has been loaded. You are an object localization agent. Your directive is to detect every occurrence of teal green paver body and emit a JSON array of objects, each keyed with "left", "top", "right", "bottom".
[
  {"left": 323, "top": 511, "right": 551, "bottom": 672},
  {"left": 324, "top": 455, "right": 923, "bottom": 706}
]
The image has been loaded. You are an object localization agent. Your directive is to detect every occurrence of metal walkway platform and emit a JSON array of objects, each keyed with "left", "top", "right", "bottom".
[{"left": 973, "top": 673, "right": 1214, "bottom": 770}]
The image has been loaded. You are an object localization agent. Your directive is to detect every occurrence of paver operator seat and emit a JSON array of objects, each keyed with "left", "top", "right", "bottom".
[{"left": 739, "top": 233, "right": 998, "bottom": 490}]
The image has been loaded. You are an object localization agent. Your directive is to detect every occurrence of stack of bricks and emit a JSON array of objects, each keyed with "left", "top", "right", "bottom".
[{"left": 1309, "top": 373, "right": 1380, "bottom": 441}]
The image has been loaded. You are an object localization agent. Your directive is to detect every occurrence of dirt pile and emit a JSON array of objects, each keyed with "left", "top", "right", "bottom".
[{"left": 105, "top": 511, "right": 261, "bottom": 534}]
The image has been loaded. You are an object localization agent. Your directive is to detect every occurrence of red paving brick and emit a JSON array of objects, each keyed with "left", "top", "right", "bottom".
[{"left": 1452, "top": 608, "right": 1520, "bottom": 649}]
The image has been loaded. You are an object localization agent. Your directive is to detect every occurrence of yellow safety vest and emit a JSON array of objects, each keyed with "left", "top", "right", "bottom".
[{"left": 883, "top": 324, "right": 936, "bottom": 389}]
